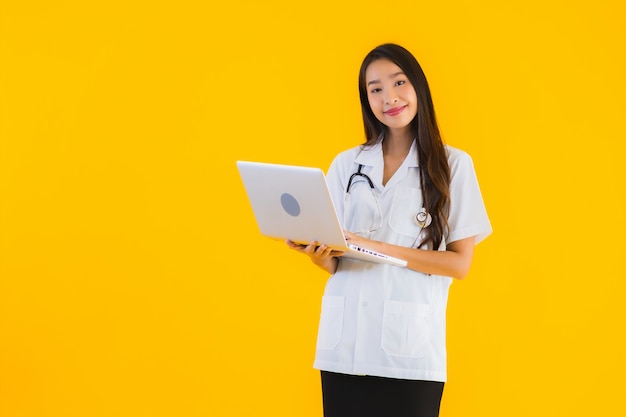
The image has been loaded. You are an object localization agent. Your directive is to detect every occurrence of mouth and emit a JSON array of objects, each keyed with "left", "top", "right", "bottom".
[{"left": 384, "top": 106, "right": 407, "bottom": 117}]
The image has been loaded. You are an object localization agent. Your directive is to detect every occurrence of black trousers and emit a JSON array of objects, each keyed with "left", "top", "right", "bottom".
[{"left": 321, "top": 371, "right": 444, "bottom": 417}]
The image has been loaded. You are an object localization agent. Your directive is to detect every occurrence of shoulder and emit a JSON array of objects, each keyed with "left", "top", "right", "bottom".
[
  {"left": 445, "top": 145, "right": 475, "bottom": 173},
  {"left": 328, "top": 145, "right": 364, "bottom": 172},
  {"left": 332, "top": 145, "right": 364, "bottom": 164},
  {"left": 445, "top": 144, "right": 472, "bottom": 164}
]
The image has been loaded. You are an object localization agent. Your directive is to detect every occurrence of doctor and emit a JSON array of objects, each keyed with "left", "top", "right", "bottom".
[{"left": 287, "top": 43, "right": 492, "bottom": 417}]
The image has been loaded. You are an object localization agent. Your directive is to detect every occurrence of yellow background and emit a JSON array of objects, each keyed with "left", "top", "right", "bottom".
[{"left": 1, "top": 1, "right": 625, "bottom": 416}]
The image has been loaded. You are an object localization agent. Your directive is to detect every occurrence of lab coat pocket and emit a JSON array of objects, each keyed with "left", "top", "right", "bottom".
[
  {"left": 316, "top": 296, "right": 345, "bottom": 351},
  {"left": 389, "top": 187, "right": 423, "bottom": 239},
  {"left": 381, "top": 301, "right": 430, "bottom": 358}
]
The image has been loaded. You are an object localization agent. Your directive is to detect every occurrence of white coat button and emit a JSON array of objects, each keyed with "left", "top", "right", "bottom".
[
  {"left": 366, "top": 264, "right": 373, "bottom": 270},
  {"left": 361, "top": 301, "right": 368, "bottom": 307}
]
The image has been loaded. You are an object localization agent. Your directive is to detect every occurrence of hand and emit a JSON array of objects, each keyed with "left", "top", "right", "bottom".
[
  {"left": 286, "top": 240, "right": 343, "bottom": 259},
  {"left": 286, "top": 240, "right": 343, "bottom": 273},
  {"left": 343, "top": 230, "right": 373, "bottom": 249}
]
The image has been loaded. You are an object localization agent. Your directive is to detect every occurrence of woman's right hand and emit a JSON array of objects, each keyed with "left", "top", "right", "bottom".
[{"left": 286, "top": 240, "right": 343, "bottom": 274}]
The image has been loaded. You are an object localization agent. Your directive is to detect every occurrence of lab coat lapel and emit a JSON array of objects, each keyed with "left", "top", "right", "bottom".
[
  {"left": 354, "top": 140, "right": 419, "bottom": 192},
  {"left": 354, "top": 144, "right": 385, "bottom": 192}
]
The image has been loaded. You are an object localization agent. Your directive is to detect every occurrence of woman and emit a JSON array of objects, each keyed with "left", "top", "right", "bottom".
[{"left": 287, "top": 43, "right": 492, "bottom": 417}]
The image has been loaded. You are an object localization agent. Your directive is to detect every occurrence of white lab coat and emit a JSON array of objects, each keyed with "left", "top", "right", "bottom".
[{"left": 313, "top": 140, "right": 492, "bottom": 382}]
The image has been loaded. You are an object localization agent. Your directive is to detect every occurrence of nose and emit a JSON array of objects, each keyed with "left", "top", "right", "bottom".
[{"left": 384, "top": 92, "right": 398, "bottom": 105}]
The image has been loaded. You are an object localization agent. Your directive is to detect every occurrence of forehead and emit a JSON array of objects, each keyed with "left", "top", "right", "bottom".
[{"left": 365, "top": 59, "right": 404, "bottom": 82}]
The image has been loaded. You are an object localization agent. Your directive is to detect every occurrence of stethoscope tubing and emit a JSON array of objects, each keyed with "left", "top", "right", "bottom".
[
  {"left": 345, "top": 163, "right": 433, "bottom": 239},
  {"left": 346, "top": 164, "right": 374, "bottom": 193}
]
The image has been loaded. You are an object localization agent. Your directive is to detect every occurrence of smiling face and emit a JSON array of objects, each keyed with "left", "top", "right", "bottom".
[{"left": 364, "top": 58, "right": 418, "bottom": 135}]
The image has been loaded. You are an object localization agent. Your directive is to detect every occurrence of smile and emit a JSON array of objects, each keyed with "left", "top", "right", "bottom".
[{"left": 384, "top": 106, "right": 407, "bottom": 116}]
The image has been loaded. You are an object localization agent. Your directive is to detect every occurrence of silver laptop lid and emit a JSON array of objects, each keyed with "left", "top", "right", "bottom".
[{"left": 236, "top": 161, "right": 348, "bottom": 249}]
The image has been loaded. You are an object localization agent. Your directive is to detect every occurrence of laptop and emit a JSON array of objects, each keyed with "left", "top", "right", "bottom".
[{"left": 236, "top": 161, "right": 407, "bottom": 267}]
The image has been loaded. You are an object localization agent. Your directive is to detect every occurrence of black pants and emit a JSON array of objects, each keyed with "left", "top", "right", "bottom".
[{"left": 321, "top": 371, "right": 444, "bottom": 417}]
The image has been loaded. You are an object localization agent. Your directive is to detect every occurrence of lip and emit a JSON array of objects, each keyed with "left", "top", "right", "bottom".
[{"left": 384, "top": 105, "right": 407, "bottom": 116}]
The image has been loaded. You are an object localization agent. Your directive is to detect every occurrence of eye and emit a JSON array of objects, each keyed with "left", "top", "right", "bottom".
[
  {"left": 370, "top": 87, "right": 382, "bottom": 94},
  {"left": 395, "top": 80, "right": 406, "bottom": 86}
]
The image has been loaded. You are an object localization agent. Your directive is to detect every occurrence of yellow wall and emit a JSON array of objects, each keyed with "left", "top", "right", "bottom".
[{"left": 1, "top": 1, "right": 625, "bottom": 416}]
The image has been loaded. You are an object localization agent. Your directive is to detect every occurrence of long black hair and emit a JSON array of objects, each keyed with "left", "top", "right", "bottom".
[{"left": 358, "top": 43, "right": 450, "bottom": 249}]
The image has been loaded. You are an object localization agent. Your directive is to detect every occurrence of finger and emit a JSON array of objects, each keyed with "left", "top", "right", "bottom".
[
  {"left": 286, "top": 240, "right": 303, "bottom": 250},
  {"left": 303, "top": 241, "right": 319, "bottom": 253},
  {"left": 315, "top": 244, "right": 328, "bottom": 254}
]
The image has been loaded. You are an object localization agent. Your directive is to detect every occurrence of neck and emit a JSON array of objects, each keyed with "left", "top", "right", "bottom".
[{"left": 382, "top": 131, "right": 413, "bottom": 157}]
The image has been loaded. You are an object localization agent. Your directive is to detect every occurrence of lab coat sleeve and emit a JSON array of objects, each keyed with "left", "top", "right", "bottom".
[{"left": 446, "top": 149, "right": 492, "bottom": 245}]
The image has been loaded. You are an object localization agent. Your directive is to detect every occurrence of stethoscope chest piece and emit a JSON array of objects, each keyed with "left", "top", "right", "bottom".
[{"left": 414, "top": 208, "right": 432, "bottom": 228}]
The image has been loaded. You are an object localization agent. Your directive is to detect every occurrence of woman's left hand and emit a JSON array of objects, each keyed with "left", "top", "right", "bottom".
[{"left": 343, "top": 231, "right": 373, "bottom": 249}]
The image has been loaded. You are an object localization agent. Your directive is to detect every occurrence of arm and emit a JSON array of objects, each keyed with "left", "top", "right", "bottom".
[
  {"left": 345, "top": 232, "right": 476, "bottom": 279},
  {"left": 286, "top": 240, "right": 343, "bottom": 274}
]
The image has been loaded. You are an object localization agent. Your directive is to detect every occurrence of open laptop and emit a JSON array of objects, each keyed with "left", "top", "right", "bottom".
[{"left": 236, "top": 161, "right": 407, "bottom": 267}]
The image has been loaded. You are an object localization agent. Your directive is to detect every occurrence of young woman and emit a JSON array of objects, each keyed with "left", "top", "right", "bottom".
[{"left": 287, "top": 43, "right": 492, "bottom": 417}]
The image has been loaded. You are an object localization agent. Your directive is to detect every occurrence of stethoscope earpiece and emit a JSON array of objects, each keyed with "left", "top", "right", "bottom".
[{"left": 414, "top": 208, "right": 432, "bottom": 228}]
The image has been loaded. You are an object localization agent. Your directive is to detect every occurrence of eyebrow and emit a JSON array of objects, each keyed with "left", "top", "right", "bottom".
[{"left": 367, "top": 71, "right": 405, "bottom": 86}]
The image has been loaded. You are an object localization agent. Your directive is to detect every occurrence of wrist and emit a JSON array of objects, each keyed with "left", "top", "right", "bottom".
[{"left": 315, "top": 257, "right": 338, "bottom": 274}]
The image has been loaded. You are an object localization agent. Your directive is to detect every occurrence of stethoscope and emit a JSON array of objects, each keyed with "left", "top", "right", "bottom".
[{"left": 346, "top": 164, "right": 432, "bottom": 245}]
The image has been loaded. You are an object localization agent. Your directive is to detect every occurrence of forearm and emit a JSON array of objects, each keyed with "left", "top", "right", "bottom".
[{"left": 368, "top": 237, "right": 475, "bottom": 279}]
